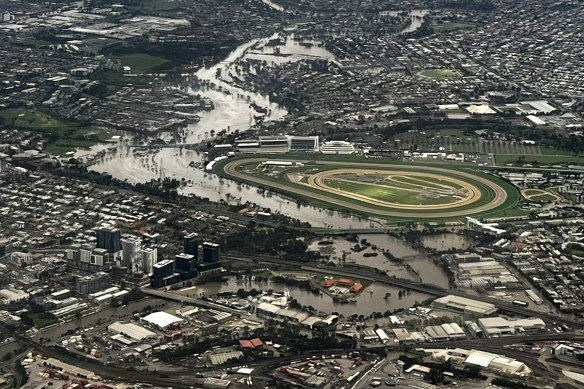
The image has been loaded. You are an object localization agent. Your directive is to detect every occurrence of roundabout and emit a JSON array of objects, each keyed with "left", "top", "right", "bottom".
[{"left": 218, "top": 157, "right": 518, "bottom": 220}]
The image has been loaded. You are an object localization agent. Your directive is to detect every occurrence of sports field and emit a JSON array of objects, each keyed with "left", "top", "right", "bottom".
[{"left": 218, "top": 157, "right": 519, "bottom": 220}]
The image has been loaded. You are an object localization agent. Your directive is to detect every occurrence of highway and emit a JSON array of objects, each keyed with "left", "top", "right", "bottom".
[
  {"left": 141, "top": 288, "right": 246, "bottom": 315},
  {"left": 223, "top": 252, "right": 584, "bottom": 329}
]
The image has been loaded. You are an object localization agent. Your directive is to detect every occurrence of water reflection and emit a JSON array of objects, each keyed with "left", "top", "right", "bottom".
[{"left": 194, "top": 276, "right": 428, "bottom": 316}]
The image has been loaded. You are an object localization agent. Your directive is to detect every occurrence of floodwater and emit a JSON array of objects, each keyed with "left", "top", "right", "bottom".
[
  {"left": 420, "top": 233, "right": 475, "bottom": 251},
  {"left": 191, "top": 276, "right": 429, "bottom": 317},
  {"left": 83, "top": 13, "right": 428, "bottom": 227},
  {"left": 401, "top": 10, "right": 430, "bottom": 34},
  {"left": 91, "top": 145, "right": 376, "bottom": 228},
  {"left": 380, "top": 9, "right": 430, "bottom": 34},
  {"left": 260, "top": 0, "right": 284, "bottom": 12},
  {"left": 87, "top": 34, "right": 379, "bottom": 229},
  {"left": 309, "top": 233, "right": 456, "bottom": 290}
]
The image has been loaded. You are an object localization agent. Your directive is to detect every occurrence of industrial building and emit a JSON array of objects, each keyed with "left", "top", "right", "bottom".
[
  {"left": 477, "top": 317, "right": 546, "bottom": 337},
  {"left": 432, "top": 295, "right": 497, "bottom": 316},
  {"left": 456, "top": 260, "right": 519, "bottom": 288},
  {"left": 464, "top": 350, "right": 528, "bottom": 374},
  {"left": 425, "top": 323, "right": 466, "bottom": 340},
  {"left": 107, "top": 321, "right": 157, "bottom": 342},
  {"left": 141, "top": 311, "right": 183, "bottom": 330}
]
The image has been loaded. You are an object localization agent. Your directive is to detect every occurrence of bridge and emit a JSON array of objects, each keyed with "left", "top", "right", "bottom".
[{"left": 141, "top": 288, "right": 246, "bottom": 316}]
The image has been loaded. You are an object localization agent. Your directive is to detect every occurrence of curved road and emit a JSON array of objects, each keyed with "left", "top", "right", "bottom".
[{"left": 222, "top": 158, "right": 510, "bottom": 218}]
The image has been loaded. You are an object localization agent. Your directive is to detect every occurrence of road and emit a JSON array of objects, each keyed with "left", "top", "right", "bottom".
[
  {"left": 223, "top": 252, "right": 584, "bottom": 329},
  {"left": 141, "top": 288, "right": 246, "bottom": 315}
]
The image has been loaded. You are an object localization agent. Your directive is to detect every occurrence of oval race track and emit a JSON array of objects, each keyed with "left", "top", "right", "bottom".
[{"left": 222, "top": 158, "right": 510, "bottom": 218}]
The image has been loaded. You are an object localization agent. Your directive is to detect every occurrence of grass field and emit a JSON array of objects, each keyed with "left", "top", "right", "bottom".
[
  {"left": 0, "top": 108, "right": 121, "bottom": 156},
  {"left": 482, "top": 140, "right": 541, "bottom": 155},
  {"left": 521, "top": 188, "right": 560, "bottom": 203},
  {"left": 322, "top": 172, "right": 468, "bottom": 206},
  {"left": 0, "top": 109, "right": 62, "bottom": 129},
  {"left": 433, "top": 22, "right": 475, "bottom": 31},
  {"left": 419, "top": 69, "right": 462, "bottom": 79},
  {"left": 496, "top": 154, "right": 584, "bottom": 165},
  {"left": 395, "top": 129, "right": 479, "bottom": 153},
  {"left": 220, "top": 156, "right": 520, "bottom": 222},
  {"left": 114, "top": 53, "right": 169, "bottom": 74}
]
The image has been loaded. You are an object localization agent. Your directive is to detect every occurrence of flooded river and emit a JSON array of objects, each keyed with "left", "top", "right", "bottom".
[{"left": 84, "top": 14, "right": 430, "bottom": 227}]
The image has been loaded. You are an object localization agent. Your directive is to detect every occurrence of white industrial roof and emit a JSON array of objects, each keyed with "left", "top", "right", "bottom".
[
  {"left": 142, "top": 311, "right": 183, "bottom": 329},
  {"left": 433, "top": 295, "right": 497, "bottom": 315},
  {"left": 108, "top": 321, "right": 156, "bottom": 341},
  {"left": 465, "top": 351, "right": 494, "bottom": 368}
]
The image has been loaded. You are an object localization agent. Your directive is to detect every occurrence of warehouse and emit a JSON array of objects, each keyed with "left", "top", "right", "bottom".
[
  {"left": 464, "top": 350, "right": 527, "bottom": 374},
  {"left": 440, "top": 323, "right": 466, "bottom": 339},
  {"left": 108, "top": 321, "right": 157, "bottom": 342},
  {"left": 432, "top": 295, "right": 497, "bottom": 316},
  {"left": 425, "top": 325, "right": 449, "bottom": 341},
  {"left": 141, "top": 311, "right": 184, "bottom": 330},
  {"left": 478, "top": 317, "right": 546, "bottom": 337}
]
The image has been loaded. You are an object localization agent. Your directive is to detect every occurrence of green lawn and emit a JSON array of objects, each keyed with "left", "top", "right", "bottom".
[
  {"left": 325, "top": 179, "right": 455, "bottom": 206},
  {"left": 523, "top": 189, "right": 544, "bottom": 196},
  {"left": 528, "top": 193, "right": 558, "bottom": 202},
  {"left": 0, "top": 108, "right": 121, "bottom": 156},
  {"left": 419, "top": 69, "right": 462, "bottom": 79},
  {"left": 496, "top": 154, "right": 584, "bottom": 165},
  {"left": 0, "top": 109, "right": 62, "bottom": 130},
  {"left": 115, "top": 53, "right": 169, "bottom": 74}
]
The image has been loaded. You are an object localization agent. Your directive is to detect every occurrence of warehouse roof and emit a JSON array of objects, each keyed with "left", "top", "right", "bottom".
[
  {"left": 108, "top": 321, "right": 156, "bottom": 341},
  {"left": 433, "top": 295, "right": 497, "bottom": 315},
  {"left": 208, "top": 351, "right": 243, "bottom": 366},
  {"left": 142, "top": 311, "right": 183, "bottom": 329}
]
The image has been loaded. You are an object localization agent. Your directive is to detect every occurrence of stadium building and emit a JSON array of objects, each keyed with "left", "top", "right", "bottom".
[
  {"left": 320, "top": 140, "right": 355, "bottom": 154},
  {"left": 259, "top": 136, "right": 289, "bottom": 153},
  {"left": 287, "top": 136, "right": 319, "bottom": 152}
]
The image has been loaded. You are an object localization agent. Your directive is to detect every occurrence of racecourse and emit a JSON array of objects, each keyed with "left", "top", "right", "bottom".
[
  {"left": 220, "top": 157, "right": 513, "bottom": 219},
  {"left": 309, "top": 169, "right": 480, "bottom": 209}
]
